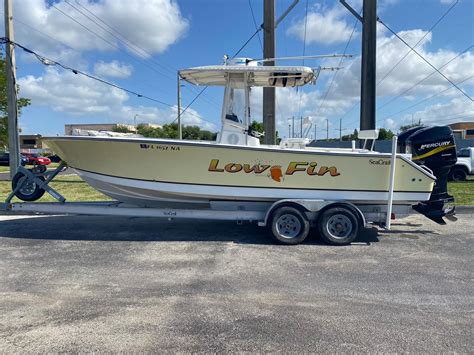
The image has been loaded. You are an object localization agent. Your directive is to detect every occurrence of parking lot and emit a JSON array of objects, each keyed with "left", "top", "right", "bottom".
[{"left": 0, "top": 212, "right": 472, "bottom": 352}]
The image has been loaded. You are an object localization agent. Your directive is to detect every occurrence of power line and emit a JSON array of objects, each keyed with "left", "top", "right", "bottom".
[
  {"left": 52, "top": 2, "right": 221, "bottom": 112},
  {"left": 377, "top": 75, "right": 473, "bottom": 123},
  {"left": 377, "top": 44, "right": 473, "bottom": 111},
  {"left": 248, "top": 0, "right": 263, "bottom": 50},
  {"left": 69, "top": 0, "right": 222, "bottom": 109},
  {"left": 337, "top": 5, "right": 466, "bottom": 124},
  {"left": 377, "top": 18, "right": 472, "bottom": 101},
  {"left": 179, "top": 19, "right": 268, "bottom": 119},
  {"left": 313, "top": 16, "right": 358, "bottom": 120},
  {"left": 297, "top": 0, "right": 309, "bottom": 118},
  {"left": 72, "top": 0, "right": 176, "bottom": 74},
  {"left": 376, "top": 0, "right": 459, "bottom": 87},
  {"left": 12, "top": 17, "right": 180, "bottom": 101},
  {"left": 0, "top": 37, "right": 213, "bottom": 125}
]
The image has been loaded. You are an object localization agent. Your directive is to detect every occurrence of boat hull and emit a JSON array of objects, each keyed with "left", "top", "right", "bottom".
[{"left": 44, "top": 136, "right": 435, "bottom": 207}]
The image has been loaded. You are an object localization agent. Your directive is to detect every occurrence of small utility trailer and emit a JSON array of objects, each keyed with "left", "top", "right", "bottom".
[{"left": 2, "top": 141, "right": 413, "bottom": 245}]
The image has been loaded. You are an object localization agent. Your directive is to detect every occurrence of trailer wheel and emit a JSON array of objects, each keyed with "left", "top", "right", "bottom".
[
  {"left": 449, "top": 166, "right": 467, "bottom": 182},
  {"left": 270, "top": 206, "right": 310, "bottom": 245},
  {"left": 12, "top": 171, "right": 46, "bottom": 202},
  {"left": 318, "top": 207, "right": 359, "bottom": 246}
]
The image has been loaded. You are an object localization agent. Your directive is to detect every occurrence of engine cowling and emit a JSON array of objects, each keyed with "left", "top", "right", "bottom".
[{"left": 398, "top": 126, "right": 457, "bottom": 224}]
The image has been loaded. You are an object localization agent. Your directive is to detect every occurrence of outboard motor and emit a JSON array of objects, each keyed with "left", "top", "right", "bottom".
[{"left": 398, "top": 126, "right": 457, "bottom": 224}]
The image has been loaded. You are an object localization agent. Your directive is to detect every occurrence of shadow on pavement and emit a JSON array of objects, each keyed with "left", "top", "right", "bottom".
[{"left": 0, "top": 215, "right": 380, "bottom": 246}]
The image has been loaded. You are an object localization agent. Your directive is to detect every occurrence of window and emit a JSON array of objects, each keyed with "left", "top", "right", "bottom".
[
  {"left": 226, "top": 88, "right": 245, "bottom": 124},
  {"left": 458, "top": 149, "right": 470, "bottom": 157},
  {"left": 22, "top": 139, "right": 36, "bottom": 145},
  {"left": 466, "top": 129, "right": 474, "bottom": 135}
]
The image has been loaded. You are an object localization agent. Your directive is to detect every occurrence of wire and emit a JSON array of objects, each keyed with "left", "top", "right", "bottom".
[
  {"left": 313, "top": 17, "right": 358, "bottom": 121},
  {"left": 12, "top": 17, "right": 179, "bottom": 100},
  {"left": 69, "top": 0, "right": 221, "bottom": 109},
  {"left": 377, "top": 75, "right": 474, "bottom": 123},
  {"left": 179, "top": 19, "right": 267, "bottom": 120},
  {"left": 52, "top": 2, "right": 222, "bottom": 113},
  {"left": 248, "top": 0, "right": 263, "bottom": 51},
  {"left": 296, "top": 0, "right": 309, "bottom": 120},
  {"left": 377, "top": 18, "right": 472, "bottom": 101},
  {"left": 377, "top": 44, "right": 473, "bottom": 111},
  {"left": 376, "top": 0, "right": 459, "bottom": 87},
  {"left": 72, "top": 0, "right": 176, "bottom": 74},
  {"left": 337, "top": 4, "right": 467, "bottom": 124},
  {"left": 302, "top": 0, "right": 309, "bottom": 64},
  {"left": 0, "top": 37, "right": 215, "bottom": 125}
]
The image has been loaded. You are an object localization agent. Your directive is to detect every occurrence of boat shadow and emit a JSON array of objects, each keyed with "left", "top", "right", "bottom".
[{"left": 0, "top": 214, "right": 382, "bottom": 245}]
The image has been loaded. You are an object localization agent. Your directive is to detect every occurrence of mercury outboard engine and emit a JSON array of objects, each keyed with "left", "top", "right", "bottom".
[{"left": 398, "top": 126, "right": 457, "bottom": 224}]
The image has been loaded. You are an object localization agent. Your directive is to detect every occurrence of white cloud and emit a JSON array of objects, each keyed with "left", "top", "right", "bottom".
[
  {"left": 94, "top": 60, "right": 133, "bottom": 78},
  {"left": 402, "top": 98, "right": 474, "bottom": 126},
  {"left": 13, "top": 0, "right": 189, "bottom": 58},
  {"left": 287, "top": 5, "right": 358, "bottom": 45},
  {"left": 273, "top": 25, "right": 473, "bottom": 136},
  {"left": 17, "top": 68, "right": 215, "bottom": 131}
]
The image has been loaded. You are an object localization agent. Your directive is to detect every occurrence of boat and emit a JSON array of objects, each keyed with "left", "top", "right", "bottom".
[{"left": 42, "top": 61, "right": 456, "bottom": 223}]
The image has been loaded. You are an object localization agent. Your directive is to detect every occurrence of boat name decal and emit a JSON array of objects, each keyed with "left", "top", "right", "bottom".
[
  {"left": 140, "top": 144, "right": 180, "bottom": 151},
  {"left": 208, "top": 159, "right": 340, "bottom": 182},
  {"left": 369, "top": 159, "right": 391, "bottom": 165}
]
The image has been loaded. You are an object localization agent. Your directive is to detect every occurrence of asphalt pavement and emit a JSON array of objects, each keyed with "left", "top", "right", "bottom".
[{"left": 0, "top": 213, "right": 472, "bottom": 352}]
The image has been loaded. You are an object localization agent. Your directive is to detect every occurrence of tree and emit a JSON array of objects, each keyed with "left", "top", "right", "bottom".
[
  {"left": 0, "top": 49, "right": 31, "bottom": 148},
  {"left": 249, "top": 120, "right": 281, "bottom": 143},
  {"left": 341, "top": 129, "right": 358, "bottom": 141},
  {"left": 399, "top": 122, "right": 423, "bottom": 133},
  {"left": 123, "top": 123, "right": 217, "bottom": 141},
  {"left": 113, "top": 124, "right": 135, "bottom": 133},
  {"left": 378, "top": 128, "right": 395, "bottom": 140}
]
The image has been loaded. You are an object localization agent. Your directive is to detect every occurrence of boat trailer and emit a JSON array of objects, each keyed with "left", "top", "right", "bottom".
[
  {"left": 2, "top": 135, "right": 457, "bottom": 245},
  {"left": 2, "top": 139, "right": 433, "bottom": 245}
]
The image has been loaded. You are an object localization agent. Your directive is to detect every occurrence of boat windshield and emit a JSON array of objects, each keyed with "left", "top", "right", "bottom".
[{"left": 225, "top": 87, "right": 245, "bottom": 124}]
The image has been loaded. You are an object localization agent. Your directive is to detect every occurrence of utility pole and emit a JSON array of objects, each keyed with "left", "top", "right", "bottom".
[
  {"left": 177, "top": 72, "right": 182, "bottom": 140},
  {"left": 339, "top": 118, "right": 342, "bottom": 141},
  {"left": 4, "top": 0, "right": 20, "bottom": 179},
  {"left": 300, "top": 116, "right": 303, "bottom": 138},
  {"left": 340, "top": 0, "right": 377, "bottom": 133},
  {"left": 314, "top": 124, "right": 317, "bottom": 141},
  {"left": 360, "top": 0, "right": 377, "bottom": 132},
  {"left": 326, "top": 119, "right": 329, "bottom": 141},
  {"left": 292, "top": 116, "right": 295, "bottom": 138},
  {"left": 263, "top": 0, "right": 276, "bottom": 145}
]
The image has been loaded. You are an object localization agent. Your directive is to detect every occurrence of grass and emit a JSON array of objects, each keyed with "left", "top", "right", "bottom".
[
  {"left": 1, "top": 172, "right": 473, "bottom": 205},
  {"left": 448, "top": 179, "right": 474, "bottom": 206}
]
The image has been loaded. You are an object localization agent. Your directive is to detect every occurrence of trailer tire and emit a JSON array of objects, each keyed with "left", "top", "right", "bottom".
[
  {"left": 12, "top": 171, "right": 46, "bottom": 202},
  {"left": 318, "top": 207, "right": 359, "bottom": 245},
  {"left": 270, "top": 206, "right": 310, "bottom": 245}
]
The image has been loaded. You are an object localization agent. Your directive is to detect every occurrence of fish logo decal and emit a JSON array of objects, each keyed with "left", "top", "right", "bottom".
[{"left": 269, "top": 165, "right": 283, "bottom": 182}]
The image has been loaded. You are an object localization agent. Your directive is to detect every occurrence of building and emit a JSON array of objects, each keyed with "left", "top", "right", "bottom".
[
  {"left": 65, "top": 123, "right": 162, "bottom": 135},
  {"left": 448, "top": 121, "right": 474, "bottom": 140},
  {"left": 20, "top": 134, "right": 43, "bottom": 150}
]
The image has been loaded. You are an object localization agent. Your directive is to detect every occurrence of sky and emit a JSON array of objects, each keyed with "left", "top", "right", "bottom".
[{"left": 3, "top": 0, "right": 474, "bottom": 139}]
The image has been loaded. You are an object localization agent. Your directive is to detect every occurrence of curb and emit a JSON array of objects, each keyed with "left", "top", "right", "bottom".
[{"left": 455, "top": 205, "right": 474, "bottom": 214}]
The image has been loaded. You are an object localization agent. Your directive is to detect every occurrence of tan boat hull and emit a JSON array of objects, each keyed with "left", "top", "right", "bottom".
[{"left": 44, "top": 136, "right": 435, "bottom": 207}]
